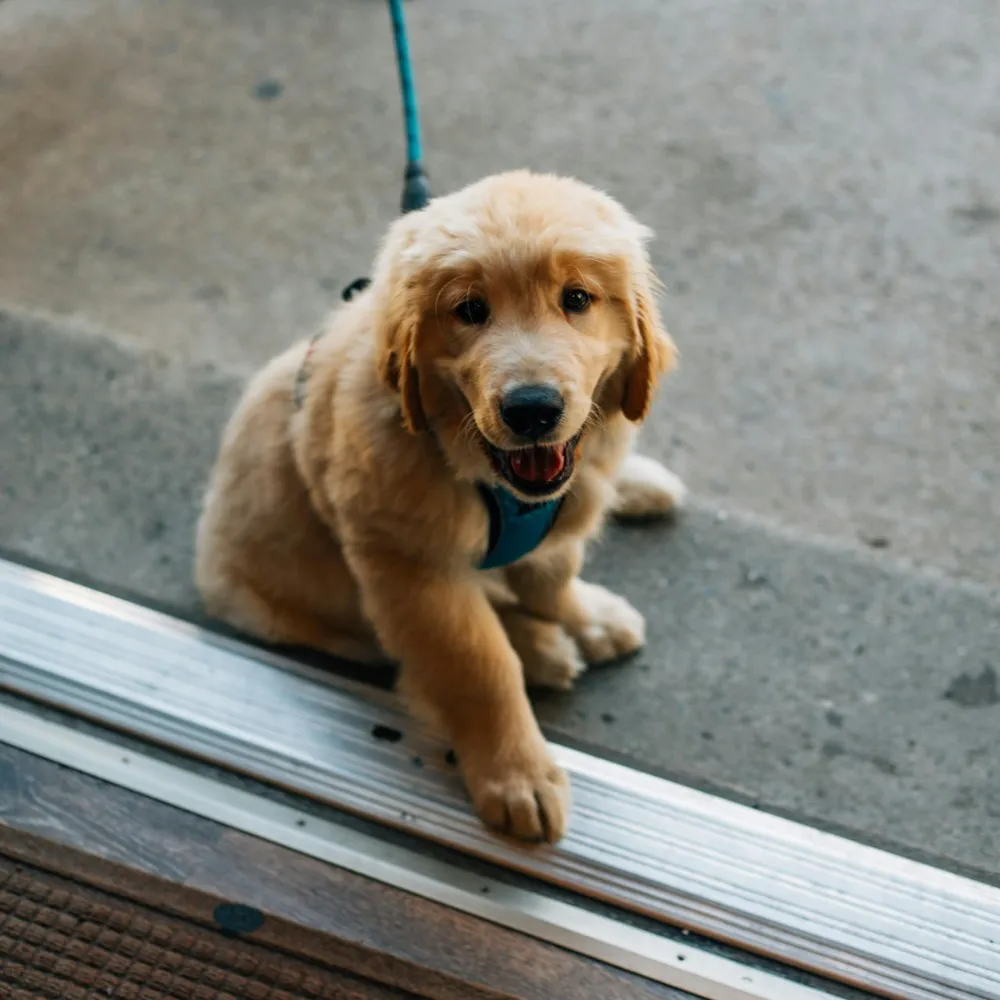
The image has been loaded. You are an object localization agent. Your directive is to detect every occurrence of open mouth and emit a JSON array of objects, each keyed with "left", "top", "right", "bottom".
[{"left": 485, "top": 432, "right": 582, "bottom": 498}]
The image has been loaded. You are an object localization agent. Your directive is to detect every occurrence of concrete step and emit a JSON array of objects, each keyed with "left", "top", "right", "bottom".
[{"left": 2, "top": 307, "right": 997, "bottom": 884}]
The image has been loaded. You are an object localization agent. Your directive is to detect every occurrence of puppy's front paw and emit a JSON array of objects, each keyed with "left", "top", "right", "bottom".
[
  {"left": 572, "top": 581, "right": 646, "bottom": 664},
  {"left": 501, "top": 610, "right": 587, "bottom": 691},
  {"left": 466, "top": 746, "right": 570, "bottom": 843},
  {"left": 612, "top": 453, "right": 687, "bottom": 520}
]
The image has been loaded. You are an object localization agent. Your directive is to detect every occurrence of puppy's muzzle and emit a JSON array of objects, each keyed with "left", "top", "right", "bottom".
[{"left": 499, "top": 384, "right": 565, "bottom": 441}]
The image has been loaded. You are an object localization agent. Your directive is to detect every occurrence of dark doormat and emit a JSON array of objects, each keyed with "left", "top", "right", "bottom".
[{"left": 0, "top": 857, "right": 414, "bottom": 1000}]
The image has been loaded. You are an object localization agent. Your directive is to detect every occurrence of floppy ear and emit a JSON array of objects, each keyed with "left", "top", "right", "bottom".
[
  {"left": 375, "top": 302, "right": 426, "bottom": 434},
  {"left": 372, "top": 228, "right": 427, "bottom": 434},
  {"left": 621, "top": 253, "right": 677, "bottom": 423}
]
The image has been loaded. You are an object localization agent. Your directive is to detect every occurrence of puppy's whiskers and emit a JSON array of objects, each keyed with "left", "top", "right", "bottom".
[
  {"left": 457, "top": 410, "right": 481, "bottom": 450},
  {"left": 583, "top": 401, "right": 608, "bottom": 435}
]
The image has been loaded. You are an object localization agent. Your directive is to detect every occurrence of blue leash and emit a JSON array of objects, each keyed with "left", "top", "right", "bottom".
[
  {"left": 339, "top": 0, "right": 427, "bottom": 296},
  {"left": 387, "top": 0, "right": 431, "bottom": 213},
  {"left": 340, "top": 1, "right": 427, "bottom": 298}
]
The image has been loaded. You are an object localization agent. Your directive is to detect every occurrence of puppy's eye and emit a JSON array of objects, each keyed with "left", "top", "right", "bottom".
[
  {"left": 455, "top": 297, "right": 490, "bottom": 325},
  {"left": 561, "top": 287, "right": 592, "bottom": 314}
]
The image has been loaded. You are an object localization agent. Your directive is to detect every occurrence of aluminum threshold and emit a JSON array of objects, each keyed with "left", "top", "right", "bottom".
[{"left": 0, "top": 559, "right": 997, "bottom": 1000}]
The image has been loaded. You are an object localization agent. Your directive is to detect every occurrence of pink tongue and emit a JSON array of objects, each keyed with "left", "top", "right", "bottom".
[{"left": 509, "top": 445, "right": 566, "bottom": 484}]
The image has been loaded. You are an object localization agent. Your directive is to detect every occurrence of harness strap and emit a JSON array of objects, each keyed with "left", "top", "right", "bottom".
[
  {"left": 477, "top": 484, "right": 562, "bottom": 570},
  {"left": 295, "top": 278, "right": 372, "bottom": 410}
]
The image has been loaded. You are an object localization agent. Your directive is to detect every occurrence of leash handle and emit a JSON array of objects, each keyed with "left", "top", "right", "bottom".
[{"left": 387, "top": 0, "right": 431, "bottom": 212}]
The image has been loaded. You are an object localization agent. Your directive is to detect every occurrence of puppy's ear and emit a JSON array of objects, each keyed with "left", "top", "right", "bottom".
[
  {"left": 375, "top": 305, "right": 426, "bottom": 434},
  {"left": 621, "top": 250, "right": 676, "bottom": 423},
  {"left": 372, "top": 225, "right": 427, "bottom": 434}
]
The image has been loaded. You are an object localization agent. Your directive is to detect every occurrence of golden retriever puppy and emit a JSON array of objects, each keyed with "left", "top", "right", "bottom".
[{"left": 196, "top": 171, "right": 685, "bottom": 843}]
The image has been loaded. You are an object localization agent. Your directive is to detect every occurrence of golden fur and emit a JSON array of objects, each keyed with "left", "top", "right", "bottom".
[{"left": 196, "top": 171, "right": 684, "bottom": 842}]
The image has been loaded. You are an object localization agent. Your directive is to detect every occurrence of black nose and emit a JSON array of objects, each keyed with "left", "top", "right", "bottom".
[{"left": 499, "top": 384, "right": 565, "bottom": 440}]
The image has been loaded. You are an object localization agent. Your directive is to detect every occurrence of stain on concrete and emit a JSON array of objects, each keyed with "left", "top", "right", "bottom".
[
  {"left": 821, "top": 738, "right": 898, "bottom": 776},
  {"left": 739, "top": 565, "right": 769, "bottom": 588},
  {"left": 778, "top": 206, "right": 812, "bottom": 231},
  {"left": 952, "top": 786, "right": 976, "bottom": 810},
  {"left": 194, "top": 283, "right": 226, "bottom": 302},
  {"left": 764, "top": 86, "right": 793, "bottom": 124},
  {"left": 952, "top": 201, "right": 1000, "bottom": 226},
  {"left": 253, "top": 78, "right": 284, "bottom": 101},
  {"left": 944, "top": 665, "right": 999, "bottom": 707},
  {"left": 825, "top": 710, "right": 844, "bottom": 728},
  {"left": 871, "top": 755, "right": 898, "bottom": 777},
  {"left": 141, "top": 515, "right": 166, "bottom": 542},
  {"left": 862, "top": 534, "right": 891, "bottom": 549},
  {"left": 682, "top": 150, "right": 758, "bottom": 206}
]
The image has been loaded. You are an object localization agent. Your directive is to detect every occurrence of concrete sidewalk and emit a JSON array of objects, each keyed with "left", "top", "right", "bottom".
[
  {"left": 1, "top": 0, "right": 998, "bottom": 880},
  {"left": 1, "top": 0, "right": 998, "bottom": 585}
]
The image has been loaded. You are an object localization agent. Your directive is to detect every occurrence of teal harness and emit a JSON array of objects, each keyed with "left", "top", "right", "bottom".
[{"left": 477, "top": 484, "right": 562, "bottom": 570}]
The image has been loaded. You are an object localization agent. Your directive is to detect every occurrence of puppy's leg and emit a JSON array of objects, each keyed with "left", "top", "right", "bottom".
[
  {"left": 611, "top": 453, "right": 687, "bottom": 520},
  {"left": 200, "top": 569, "right": 386, "bottom": 664},
  {"left": 348, "top": 548, "right": 570, "bottom": 842},
  {"left": 507, "top": 543, "right": 645, "bottom": 666},
  {"left": 497, "top": 607, "right": 586, "bottom": 691}
]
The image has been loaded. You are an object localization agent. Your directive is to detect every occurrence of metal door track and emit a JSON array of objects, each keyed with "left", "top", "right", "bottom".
[{"left": 1, "top": 558, "right": 998, "bottom": 1000}]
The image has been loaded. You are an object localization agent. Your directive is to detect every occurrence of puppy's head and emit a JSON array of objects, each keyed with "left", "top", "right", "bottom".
[{"left": 371, "top": 171, "right": 675, "bottom": 501}]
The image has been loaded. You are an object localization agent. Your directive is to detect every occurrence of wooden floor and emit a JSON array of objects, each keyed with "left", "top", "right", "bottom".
[{"left": 0, "top": 742, "right": 692, "bottom": 1000}]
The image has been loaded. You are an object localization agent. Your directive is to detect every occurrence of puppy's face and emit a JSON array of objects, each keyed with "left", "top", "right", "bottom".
[
  {"left": 425, "top": 250, "right": 634, "bottom": 499},
  {"left": 372, "top": 172, "right": 675, "bottom": 502}
]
